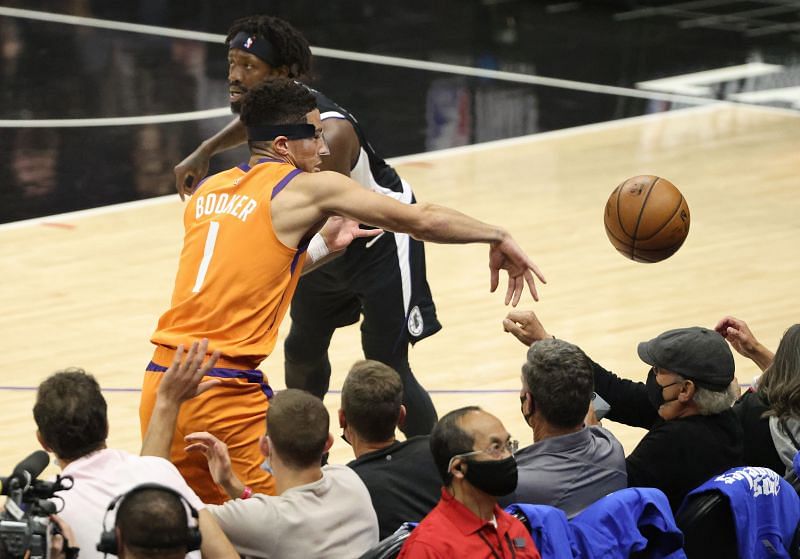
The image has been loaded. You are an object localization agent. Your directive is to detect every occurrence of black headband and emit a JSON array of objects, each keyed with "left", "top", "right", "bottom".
[
  {"left": 229, "top": 31, "right": 280, "bottom": 67},
  {"left": 247, "top": 124, "right": 316, "bottom": 141}
]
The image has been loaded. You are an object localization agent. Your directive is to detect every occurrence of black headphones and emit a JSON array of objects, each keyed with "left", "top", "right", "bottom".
[{"left": 96, "top": 483, "right": 202, "bottom": 556}]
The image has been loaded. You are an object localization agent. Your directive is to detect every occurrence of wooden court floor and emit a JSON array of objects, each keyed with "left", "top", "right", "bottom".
[{"left": 1, "top": 102, "right": 798, "bottom": 479}]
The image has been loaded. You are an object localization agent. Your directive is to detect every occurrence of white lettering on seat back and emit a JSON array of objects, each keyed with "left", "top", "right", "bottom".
[{"left": 195, "top": 194, "right": 259, "bottom": 223}]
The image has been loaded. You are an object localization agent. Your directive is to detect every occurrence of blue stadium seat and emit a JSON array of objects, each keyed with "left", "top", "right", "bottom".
[
  {"left": 676, "top": 466, "right": 800, "bottom": 559},
  {"left": 570, "top": 487, "right": 686, "bottom": 559},
  {"left": 506, "top": 503, "right": 574, "bottom": 559}
]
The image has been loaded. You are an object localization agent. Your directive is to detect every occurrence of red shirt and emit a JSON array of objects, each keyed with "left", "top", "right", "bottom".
[{"left": 398, "top": 488, "right": 541, "bottom": 559}]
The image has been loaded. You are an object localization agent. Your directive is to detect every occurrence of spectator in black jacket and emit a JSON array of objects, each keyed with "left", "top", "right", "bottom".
[
  {"left": 504, "top": 310, "right": 744, "bottom": 510},
  {"left": 339, "top": 360, "right": 441, "bottom": 539},
  {"left": 717, "top": 316, "right": 800, "bottom": 475}
]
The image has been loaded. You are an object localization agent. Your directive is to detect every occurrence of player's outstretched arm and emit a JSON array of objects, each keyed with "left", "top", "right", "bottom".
[
  {"left": 307, "top": 172, "right": 546, "bottom": 304},
  {"left": 714, "top": 315, "right": 775, "bottom": 371},
  {"left": 174, "top": 118, "right": 248, "bottom": 200}
]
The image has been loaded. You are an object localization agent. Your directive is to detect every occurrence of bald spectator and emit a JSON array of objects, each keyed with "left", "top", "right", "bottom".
[
  {"left": 398, "top": 407, "right": 540, "bottom": 558},
  {"left": 113, "top": 485, "right": 198, "bottom": 559}
]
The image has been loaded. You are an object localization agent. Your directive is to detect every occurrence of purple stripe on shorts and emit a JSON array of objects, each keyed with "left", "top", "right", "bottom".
[
  {"left": 146, "top": 361, "right": 274, "bottom": 399},
  {"left": 271, "top": 168, "right": 302, "bottom": 200}
]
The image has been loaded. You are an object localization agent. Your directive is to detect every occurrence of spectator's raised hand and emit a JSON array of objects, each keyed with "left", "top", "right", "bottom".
[
  {"left": 503, "top": 310, "right": 551, "bottom": 346},
  {"left": 185, "top": 431, "right": 243, "bottom": 498},
  {"left": 158, "top": 339, "right": 222, "bottom": 406},
  {"left": 714, "top": 316, "right": 775, "bottom": 371}
]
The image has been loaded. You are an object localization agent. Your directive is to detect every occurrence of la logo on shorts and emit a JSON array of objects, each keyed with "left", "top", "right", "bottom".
[{"left": 407, "top": 306, "right": 424, "bottom": 337}]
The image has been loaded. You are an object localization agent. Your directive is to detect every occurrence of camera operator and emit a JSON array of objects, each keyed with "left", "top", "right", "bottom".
[
  {"left": 0, "top": 450, "right": 77, "bottom": 559},
  {"left": 0, "top": 515, "right": 77, "bottom": 559},
  {"left": 32, "top": 363, "right": 237, "bottom": 559}
]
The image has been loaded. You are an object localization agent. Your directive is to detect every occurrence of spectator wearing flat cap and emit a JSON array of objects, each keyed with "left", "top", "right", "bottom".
[{"left": 503, "top": 311, "right": 744, "bottom": 511}]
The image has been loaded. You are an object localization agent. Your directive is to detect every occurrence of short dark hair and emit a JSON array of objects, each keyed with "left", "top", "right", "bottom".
[
  {"left": 522, "top": 339, "right": 594, "bottom": 428},
  {"left": 341, "top": 360, "right": 403, "bottom": 443},
  {"left": 33, "top": 369, "right": 108, "bottom": 461},
  {"left": 226, "top": 15, "right": 312, "bottom": 79},
  {"left": 116, "top": 487, "right": 189, "bottom": 558},
  {"left": 430, "top": 406, "right": 480, "bottom": 485},
  {"left": 267, "top": 389, "right": 329, "bottom": 469},
  {"left": 239, "top": 77, "right": 317, "bottom": 130}
]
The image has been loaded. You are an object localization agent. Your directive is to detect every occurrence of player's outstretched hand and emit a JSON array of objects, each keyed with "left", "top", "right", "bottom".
[
  {"left": 185, "top": 431, "right": 238, "bottom": 492},
  {"left": 158, "top": 339, "right": 221, "bottom": 406},
  {"left": 174, "top": 147, "right": 211, "bottom": 201},
  {"left": 489, "top": 234, "right": 546, "bottom": 305},
  {"left": 714, "top": 315, "right": 774, "bottom": 371},
  {"left": 503, "top": 310, "right": 551, "bottom": 346},
  {"left": 320, "top": 216, "right": 383, "bottom": 253}
]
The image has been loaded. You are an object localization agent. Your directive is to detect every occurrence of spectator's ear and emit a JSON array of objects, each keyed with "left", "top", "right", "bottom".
[
  {"left": 323, "top": 433, "right": 334, "bottom": 453},
  {"left": 115, "top": 527, "right": 125, "bottom": 558},
  {"left": 450, "top": 457, "right": 466, "bottom": 480},
  {"left": 260, "top": 435, "right": 271, "bottom": 458},
  {"left": 337, "top": 409, "right": 346, "bottom": 429},
  {"left": 35, "top": 430, "right": 52, "bottom": 453},
  {"left": 397, "top": 405, "right": 407, "bottom": 430},
  {"left": 679, "top": 380, "right": 696, "bottom": 402}
]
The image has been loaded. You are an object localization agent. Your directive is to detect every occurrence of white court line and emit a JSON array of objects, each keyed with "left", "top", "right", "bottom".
[
  {"left": 0, "top": 5, "right": 717, "bottom": 107},
  {"left": 0, "top": 107, "right": 231, "bottom": 128},
  {"left": 0, "top": 102, "right": 732, "bottom": 233},
  {"left": 637, "top": 62, "right": 785, "bottom": 96}
]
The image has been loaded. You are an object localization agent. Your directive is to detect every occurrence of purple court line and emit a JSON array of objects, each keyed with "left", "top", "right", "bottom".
[{"left": 0, "top": 385, "right": 754, "bottom": 394}]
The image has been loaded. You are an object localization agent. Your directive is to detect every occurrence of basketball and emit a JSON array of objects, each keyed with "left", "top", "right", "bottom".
[{"left": 604, "top": 175, "right": 690, "bottom": 263}]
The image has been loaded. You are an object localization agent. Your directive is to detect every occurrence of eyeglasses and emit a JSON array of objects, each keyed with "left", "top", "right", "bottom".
[{"left": 455, "top": 439, "right": 519, "bottom": 461}]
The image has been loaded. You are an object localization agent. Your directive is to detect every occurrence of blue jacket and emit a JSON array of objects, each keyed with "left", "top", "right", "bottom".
[
  {"left": 505, "top": 503, "right": 574, "bottom": 559},
  {"left": 682, "top": 466, "right": 800, "bottom": 559},
  {"left": 570, "top": 488, "right": 686, "bottom": 559}
]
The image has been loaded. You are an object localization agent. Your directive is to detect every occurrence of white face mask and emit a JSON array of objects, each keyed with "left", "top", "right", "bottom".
[{"left": 260, "top": 456, "right": 272, "bottom": 474}]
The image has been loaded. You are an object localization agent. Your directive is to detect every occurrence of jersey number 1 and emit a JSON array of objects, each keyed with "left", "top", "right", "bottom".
[{"left": 192, "top": 221, "right": 220, "bottom": 293}]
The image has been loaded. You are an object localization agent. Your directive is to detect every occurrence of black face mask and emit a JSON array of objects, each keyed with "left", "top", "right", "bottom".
[
  {"left": 463, "top": 455, "right": 518, "bottom": 496},
  {"left": 646, "top": 367, "right": 681, "bottom": 410}
]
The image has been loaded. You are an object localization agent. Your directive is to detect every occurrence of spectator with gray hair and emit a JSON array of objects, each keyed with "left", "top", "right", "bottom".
[
  {"left": 499, "top": 338, "right": 627, "bottom": 516},
  {"left": 504, "top": 310, "right": 744, "bottom": 510}
]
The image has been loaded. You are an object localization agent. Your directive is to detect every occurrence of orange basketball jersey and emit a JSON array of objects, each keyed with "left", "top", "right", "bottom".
[{"left": 151, "top": 158, "right": 307, "bottom": 369}]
